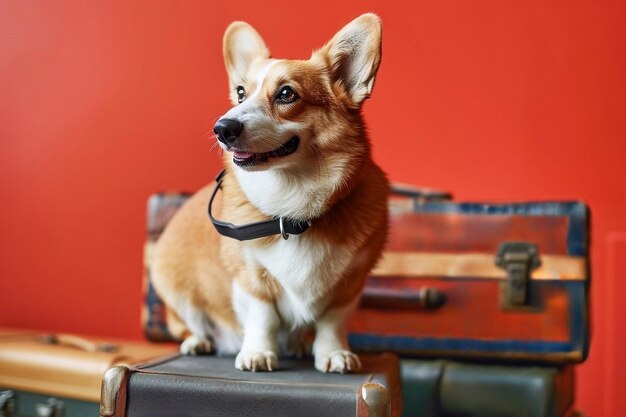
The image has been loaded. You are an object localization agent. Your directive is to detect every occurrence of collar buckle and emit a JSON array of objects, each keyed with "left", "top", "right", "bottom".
[{"left": 279, "top": 217, "right": 289, "bottom": 240}]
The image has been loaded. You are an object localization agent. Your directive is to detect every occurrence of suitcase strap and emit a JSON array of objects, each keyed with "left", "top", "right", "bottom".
[
  {"left": 373, "top": 251, "right": 586, "bottom": 281},
  {"left": 38, "top": 333, "right": 119, "bottom": 353}
]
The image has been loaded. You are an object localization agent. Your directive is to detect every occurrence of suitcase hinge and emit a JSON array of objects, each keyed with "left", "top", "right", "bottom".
[
  {"left": 0, "top": 391, "right": 16, "bottom": 417},
  {"left": 35, "top": 398, "right": 64, "bottom": 417},
  {"left": 495, "top": 242, "right": 541, "bottom": 307}
]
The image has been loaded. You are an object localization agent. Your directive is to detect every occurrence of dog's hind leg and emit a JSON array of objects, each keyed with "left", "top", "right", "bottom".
[
  {"left": 174, "top": 299, "right": 216, "bottom": 355},
  {"left": 164, "top": 305, "right": 189, "bottom": 341},
  {"left": 180, "top": 334, "right": 213, "bottom": 355}
]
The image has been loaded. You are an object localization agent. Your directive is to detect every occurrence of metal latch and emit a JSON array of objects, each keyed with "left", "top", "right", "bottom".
[
  {"left": 36, "top": 398, "right": 64, "bottom": 417},
  {"left": 0, "top": 391, "right": 16, "bottom": 417},
  {"left": 495, "top": 242, "right": 541, "bottom": 307}
]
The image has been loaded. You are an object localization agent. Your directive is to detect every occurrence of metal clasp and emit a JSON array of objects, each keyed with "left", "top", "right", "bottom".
[
  {"left": 279, "top": 217, "right": 289, "bottom": 240},
  {"left": 495, "top": 242, "right": 541, "bottom": 307}
]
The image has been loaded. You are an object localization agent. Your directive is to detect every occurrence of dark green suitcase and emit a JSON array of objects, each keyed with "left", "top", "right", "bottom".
[
  {"left": 0, "top": 389, "right": 96, "bottom": 417},
  {"left": 400, "top": 360, "right": 577, "bottom": 417}
]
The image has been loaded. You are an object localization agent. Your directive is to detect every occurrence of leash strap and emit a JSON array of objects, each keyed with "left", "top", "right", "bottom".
[{"left": 207, "top": 169, "right": 311, "bottom": 241}]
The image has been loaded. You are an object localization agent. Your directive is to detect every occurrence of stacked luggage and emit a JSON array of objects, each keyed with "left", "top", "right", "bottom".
[
  {"left": 0, "top": 186, "right": 588, "bottom": 416},
  {"left": 138, "top": 187, "right": 589, "bottom": 417}
]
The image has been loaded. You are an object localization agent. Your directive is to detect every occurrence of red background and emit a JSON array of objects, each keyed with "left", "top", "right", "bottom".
[{"left": 1, "top": 1, "right": 624, "bottom": 415}]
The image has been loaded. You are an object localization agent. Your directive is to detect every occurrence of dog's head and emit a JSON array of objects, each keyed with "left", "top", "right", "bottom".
[{"left": 214, "top": 14, "right": 382, "bottom": 173}]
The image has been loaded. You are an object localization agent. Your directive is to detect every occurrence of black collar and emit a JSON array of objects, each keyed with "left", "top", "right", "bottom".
[{"left": 207, "top": 169, "right": 311, "bottom": 241}]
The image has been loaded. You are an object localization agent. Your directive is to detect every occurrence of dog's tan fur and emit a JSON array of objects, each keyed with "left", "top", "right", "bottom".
[{"left": 151, "top": 13, "right": 388, "bottom": 372}]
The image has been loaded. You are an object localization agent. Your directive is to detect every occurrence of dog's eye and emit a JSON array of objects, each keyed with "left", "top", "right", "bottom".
[
  {"left": 236, "top": 86, "right": 246, "bottom": 103},
  {"left": 276, "top": 86, "right": 299, "bottom": 104}
]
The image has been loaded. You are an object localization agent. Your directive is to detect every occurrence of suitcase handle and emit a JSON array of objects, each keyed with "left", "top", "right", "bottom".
[
  {"left": 360, "top": 287, "right": 446, "bottom": 310},
  {"left": 38, "top": 333, "right": 120, "bottom": 353},
  {"left": 390, "top": 183, "right": 452, "bottom": 203}
]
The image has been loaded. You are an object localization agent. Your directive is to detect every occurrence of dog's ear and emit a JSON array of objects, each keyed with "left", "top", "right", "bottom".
[
  {"left": 314, "top": 14, "right": 382, "bottom": 107},
  {"left": 223, "top": 22, "right": 270, "bottom": 90}
]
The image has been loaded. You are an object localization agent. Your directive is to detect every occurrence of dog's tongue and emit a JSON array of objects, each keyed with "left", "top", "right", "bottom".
[{"left": 233, "top": 151, "right": 255, "bottom": 160}]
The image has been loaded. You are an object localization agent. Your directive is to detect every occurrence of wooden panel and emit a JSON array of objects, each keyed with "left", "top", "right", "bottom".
[
  {"left": 605, "top": 233, "right": 626, "bottom": 417},
  {"left": 574, "top": 213, "right": 626, "bottom": 417}
]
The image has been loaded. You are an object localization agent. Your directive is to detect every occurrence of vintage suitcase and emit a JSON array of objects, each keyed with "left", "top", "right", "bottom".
[
  {"left": 142, "top": 192, "right": 192, "bottom": 342},
  {"left": 0, "top": 329, "right": 177, "bottom": 417},
  {"left": 349, "top": 195, "right": 590, "bottom": 363},
  {"left": 400, "top": 360, "right": 576, "bottom": 417},
  {"left": 142, "top": 191, "right": 589, "bottom": 364},
  {"left": 100, "top": 353, "right": 401, "bottom": 417}
]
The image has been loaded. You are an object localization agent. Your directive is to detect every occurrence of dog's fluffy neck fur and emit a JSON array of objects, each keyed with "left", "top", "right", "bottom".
[{"left": 229, "top": 131, "right": 370, "bottom": 221}]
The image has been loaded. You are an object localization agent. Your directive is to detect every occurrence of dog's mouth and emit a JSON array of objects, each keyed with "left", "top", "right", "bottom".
[{"left": 231, "top": 136, "right": 300, "bottom": 167}]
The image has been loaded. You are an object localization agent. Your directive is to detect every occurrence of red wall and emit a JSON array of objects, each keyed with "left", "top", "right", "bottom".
[{"left": 1, "top": 1, "right": 625, "bottom": 415}]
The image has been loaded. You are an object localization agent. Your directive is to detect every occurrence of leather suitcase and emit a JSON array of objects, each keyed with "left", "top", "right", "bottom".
[
  {"left": 400, "top": 360, "right": 575, "bottom": 417},
  {"left": 0, "top": 328, "right": 177, "bottom": 417},
  {"left": 142, "top": 191, "right": 590, "bottom": 364},
  {"left": 349, "top": 195, "right": 590, "bottom": 363},
  {"left": 100, "top": 353, "right": 402, "bottom": 417},
  {"left": 142, "top": 192, "right": 191, "bottom": 342}
]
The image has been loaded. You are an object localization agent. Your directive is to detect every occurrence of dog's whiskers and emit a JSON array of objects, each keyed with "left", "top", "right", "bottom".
[
  {"left": 208, "top": 141, "right": 220, "bottom": 154},
  {"left": 202, "top": 116, "right": 223, "bottom": 138}
]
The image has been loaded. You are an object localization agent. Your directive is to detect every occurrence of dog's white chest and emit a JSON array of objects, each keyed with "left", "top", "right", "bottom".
[
  {"left": 233, "top": 168, "right": 337, "bottom": 221},
  {"left": 247, "top": 235, "right": 351, "bottom": 327},
  {"left": 234, "top": 167, "right": 354, "bottom": 326}
]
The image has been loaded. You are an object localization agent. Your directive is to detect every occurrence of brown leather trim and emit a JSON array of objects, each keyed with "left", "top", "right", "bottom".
[
  {"left": 372, "top": 252, "right": 587, "bottom": 281},
  {"left": 134, "top": 352, "right": 182, "bottom": 370}
]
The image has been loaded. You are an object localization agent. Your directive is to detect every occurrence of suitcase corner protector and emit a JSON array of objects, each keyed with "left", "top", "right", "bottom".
[
  {"left": 357, "top": 382, "right": 392, "bottom": 417},
  {"left": 100, "top": 365, "right": 134, "bottom": 417}
]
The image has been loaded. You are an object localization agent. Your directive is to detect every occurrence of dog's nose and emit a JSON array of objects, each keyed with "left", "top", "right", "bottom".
[{"left": 214, "top": 118, "right": 243, "bottom": 145}]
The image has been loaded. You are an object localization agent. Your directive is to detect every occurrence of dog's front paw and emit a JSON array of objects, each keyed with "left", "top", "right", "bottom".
[
  {"left": 180, "top": 334, "right": 213, "bottom": 355},
  {"left": 235, "top": 350, "right": 278, "bottom": 372},
  {"left": 315, "top": 350, "right": 362, "bottom": 374}
]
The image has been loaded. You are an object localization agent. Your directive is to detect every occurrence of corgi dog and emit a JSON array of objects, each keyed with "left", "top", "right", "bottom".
[{"left": 151, "top": 13, "right": 389, "bottom": 373}]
